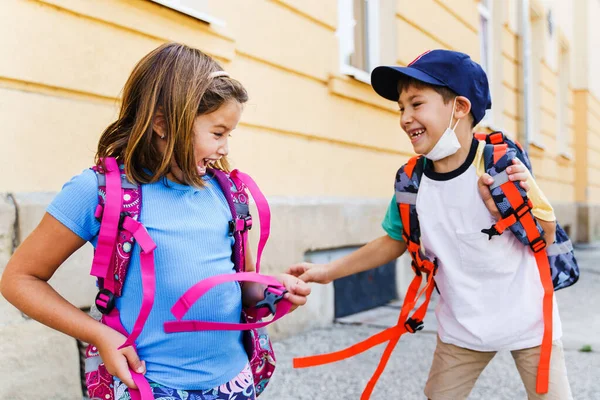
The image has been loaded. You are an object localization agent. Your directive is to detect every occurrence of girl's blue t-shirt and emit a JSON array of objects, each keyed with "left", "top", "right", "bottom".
[{"left": 47, "top": 168, "right": 248, "bottom": 390}]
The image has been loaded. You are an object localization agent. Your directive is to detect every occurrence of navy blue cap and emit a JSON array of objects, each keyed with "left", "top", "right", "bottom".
[{"left": 371, "top": 50, "right": 492, "bottom": 124}]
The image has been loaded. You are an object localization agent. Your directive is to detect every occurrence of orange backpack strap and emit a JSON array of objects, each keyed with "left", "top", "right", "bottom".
[
  {"left": 483, "top": 144, "right": 554, "bottom": 394},
  {"left": 294, "top": 155, "right": 438, "bottom": 399}
]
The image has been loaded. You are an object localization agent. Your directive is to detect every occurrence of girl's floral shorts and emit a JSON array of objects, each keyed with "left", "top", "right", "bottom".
[{"left": 114, "top": 363, "right": 255, "bottom": 400}]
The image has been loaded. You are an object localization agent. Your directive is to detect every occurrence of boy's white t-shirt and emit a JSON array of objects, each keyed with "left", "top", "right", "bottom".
[{"left": 416, "top": 140, "right": 561, "bottom": 351}]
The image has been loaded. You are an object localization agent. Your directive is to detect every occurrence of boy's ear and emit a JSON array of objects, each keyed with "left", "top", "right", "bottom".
[
  {"left": 152, "top": 108, "right": 167, "bottom": 138},
  {"left": 454, "top": 96, "right": 472, "bottom": 120}
]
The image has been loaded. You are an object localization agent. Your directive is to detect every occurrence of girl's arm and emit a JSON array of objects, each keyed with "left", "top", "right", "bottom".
[{"left": 0, "top": 213, "right": 144, "bottom": 388}]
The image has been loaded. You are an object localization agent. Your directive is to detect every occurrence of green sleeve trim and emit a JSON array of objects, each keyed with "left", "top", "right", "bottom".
[{"left": 381, "top": 195, "right": 404, "bottom": 241}]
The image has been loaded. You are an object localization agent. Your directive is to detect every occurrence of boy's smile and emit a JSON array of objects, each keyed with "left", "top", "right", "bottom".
[{"left": 399, "top": 86, "right": 454, "bottom": 155}]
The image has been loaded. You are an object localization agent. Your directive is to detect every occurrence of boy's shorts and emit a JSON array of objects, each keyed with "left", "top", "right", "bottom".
[{"left": 424, "top": 336, "right": 573, "bottom": 400}]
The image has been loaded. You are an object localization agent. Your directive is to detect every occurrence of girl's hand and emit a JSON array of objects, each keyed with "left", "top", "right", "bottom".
[
  {"left": 286, "top": 262, "right": 331, "bottom": 284},
  {"left": 276, "top": 273, "right": 312, "bottom": 312},
  {"left": 478, "top": 159, "right": 530, "bottom": 220},
  {"left": 94, "top": 326, "right": 146, "bottom": 389}
]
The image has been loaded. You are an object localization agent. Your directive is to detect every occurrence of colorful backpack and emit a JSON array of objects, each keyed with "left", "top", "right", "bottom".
[
  {"left": 84, "top": 157, "right": 290, "bottom": 400},
  {"left": 294, "top": 131, "right": 579, "bottom": 399}
]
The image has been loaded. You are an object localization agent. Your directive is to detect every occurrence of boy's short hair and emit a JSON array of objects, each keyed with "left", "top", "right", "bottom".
[{"left": 396, "top": 76, "right": 476, "bottom": 127}]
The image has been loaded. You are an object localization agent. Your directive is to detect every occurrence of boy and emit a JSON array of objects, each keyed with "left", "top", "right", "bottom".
[{"left": 288, "top": 50, "right": 572, "bottom": 399}]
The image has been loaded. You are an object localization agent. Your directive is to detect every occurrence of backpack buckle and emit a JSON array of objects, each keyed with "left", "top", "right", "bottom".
[
  {"left": 95, "top": 288, "right": 116, "bottom": 315},
  {"left": 255, "top": 286, "right": 288, "bottom": 315},
  {"left": 228, "top": 216, "right": 253, "bottom": 236},
  {"left": 404, "top": 317, "right": 424, "bottom": 334}
]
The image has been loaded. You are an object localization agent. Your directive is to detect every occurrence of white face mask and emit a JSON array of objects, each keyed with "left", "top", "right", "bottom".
[{"left": 424, "top": 98, "right": 461, "bottom": 161}]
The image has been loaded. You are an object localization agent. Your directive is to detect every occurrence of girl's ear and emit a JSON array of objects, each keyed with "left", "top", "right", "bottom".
[
  {"left": 153, "top": 108, "right": 167, "bottom": 139},
  {"left": 454, "top": 96, "right": 472, "bottom": 120}
]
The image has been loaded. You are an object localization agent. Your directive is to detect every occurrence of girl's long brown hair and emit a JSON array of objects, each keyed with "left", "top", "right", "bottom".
[{"left": 96, "top": 42, "right": 248, "bottom": 187}]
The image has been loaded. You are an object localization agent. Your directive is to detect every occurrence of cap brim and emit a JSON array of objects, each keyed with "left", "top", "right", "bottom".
[{"left": 371, "top": 66, "right": 446, "bottom": 101}]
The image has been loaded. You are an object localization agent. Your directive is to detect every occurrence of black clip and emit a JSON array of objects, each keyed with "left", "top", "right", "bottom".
[
  {"left": 404, "top": 317, "right": 424, "bottom": 334},
  {"left": 481, "top": 225, "right": 500, "bottom": 240},
  {"left": 95, "top": 288, "right": 115, "bottom": 315},
  {"left": 255, "top": 287, "right": 288, "bottom": 315},
  {"left": 118, "top": 212, "right": 130, "bottom": 230}
]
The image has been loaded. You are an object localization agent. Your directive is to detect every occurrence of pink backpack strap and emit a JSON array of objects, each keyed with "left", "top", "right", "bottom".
[
  {"left": 90, "top": 157, "right": 156, "bottom": 400},
  {"left": 90, "top": 157, "right": 122, "bottom": 292},
  {"left": 163, "top": 272, "right": 291, "bottom": 333},
  {"left": 164, "top": 169, "right": 290, "bottom": 334},
  {"left": 230, "top": 170, "right": 270, "bottom": 274}
]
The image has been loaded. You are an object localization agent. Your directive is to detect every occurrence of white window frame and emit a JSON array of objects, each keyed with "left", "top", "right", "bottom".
[
  {"left": 557, "top": 43, "right": 571, "bottom": 157},
  {"left": 478, "top": 0, "right": 494, "bottom": 127},
  {"left": 150, "top": 0, "right": 225, "bottom": 27},
  {"left": 526, "top": 12, "right": 544, "bottom": 148},
  {"left": 338, "top": 0, "right": 380, "bottom": 84}
]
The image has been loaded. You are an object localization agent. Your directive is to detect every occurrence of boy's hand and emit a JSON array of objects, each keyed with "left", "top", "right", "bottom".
[
  {"left": 94, "top": 326, "right": 146, "bottom": 389},
  {"left": 276, "top": 274, "right": 312, "bottom": 312},
  {"left": 286, "top": 263, "right": 331, "bottom": 284},
  {"left": 478, "top": 159, "right": 531, "bottom": 220}
]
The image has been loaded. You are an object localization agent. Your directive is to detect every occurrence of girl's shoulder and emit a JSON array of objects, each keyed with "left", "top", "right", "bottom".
[{"left": 46, "top": 168, "right": 102, "bottom": 241}]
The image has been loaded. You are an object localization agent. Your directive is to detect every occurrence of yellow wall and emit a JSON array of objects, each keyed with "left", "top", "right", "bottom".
[{"left": 0, "top": 0, "right": 595, "bottom": 208}]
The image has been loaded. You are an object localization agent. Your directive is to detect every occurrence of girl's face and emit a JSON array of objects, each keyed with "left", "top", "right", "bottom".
[
  {"left": 192, "top": 99, "right": 242, "bottom": 176},
  {"left": 155, "top": 99, "right": 243, "bottom": 181}
]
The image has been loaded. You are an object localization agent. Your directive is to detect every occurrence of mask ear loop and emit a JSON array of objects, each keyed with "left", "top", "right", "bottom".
[{"left": 448, "top": 97, "right": 461, "bottom": 130}]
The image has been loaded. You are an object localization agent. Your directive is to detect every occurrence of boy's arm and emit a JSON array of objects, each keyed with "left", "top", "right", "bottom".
[{"left": 287, "top": 235, "right": 407, "bottom": 284}]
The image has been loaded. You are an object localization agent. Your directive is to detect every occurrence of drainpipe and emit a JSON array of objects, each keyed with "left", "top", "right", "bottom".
[{"left": 521, "top": 0, "right": 531, "bottom": 152}]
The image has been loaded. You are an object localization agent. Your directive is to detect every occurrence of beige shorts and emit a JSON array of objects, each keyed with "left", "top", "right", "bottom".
[{"left": 424, "top": 336, "right": 573, "bottom": 400}]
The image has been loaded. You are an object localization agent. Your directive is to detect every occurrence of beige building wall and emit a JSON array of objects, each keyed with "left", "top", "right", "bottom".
[{"left": 2, "top": 0, "right": 592, "bottom": 210}]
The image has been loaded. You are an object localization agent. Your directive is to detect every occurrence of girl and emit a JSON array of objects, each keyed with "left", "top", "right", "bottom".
[{"left": 0, "top": 42, "right": 310, "bottom": 400}]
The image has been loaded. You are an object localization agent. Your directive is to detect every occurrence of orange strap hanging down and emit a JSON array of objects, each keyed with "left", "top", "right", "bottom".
[
  {"left": 490, "top": 144, "right": 552, "bottom": 393},
  {"left": 499, "top": 178, "right": 553, "bottom": 394},
  {"left": 294, "top": 156, "right": 437, "bottom": 399}
]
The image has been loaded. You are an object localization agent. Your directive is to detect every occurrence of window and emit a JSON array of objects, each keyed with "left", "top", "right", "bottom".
[
  {"left": 478, "top": 0, "right": 493, "bottom": 126},
  {"left": 338, "top": 0, "right": 380, "bottom": 83},
  {"left": 526, "top": 11, "right": 544, "bottom": 147},
  {"left": 478, "top": 0, "right": 492, "bottom": 74},
  {"left": 150, "top": 0, "right": 224, "bottom": 27},
  {"left": 557, "top": 43, "right": 570, "bottom": 155}
]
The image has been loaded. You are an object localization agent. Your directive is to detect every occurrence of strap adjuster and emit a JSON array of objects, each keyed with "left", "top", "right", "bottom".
[
  {"left": 488, "top": 131, "right": 504, "bottom": 145},
  {"left": 255, "top": 286, "right": 288, "bottom": 315},
  {"left": 404, "top": 317, "right": 424, "bottom": 334},
  {"left": 514, "top": 201, "right": 531, "bottom": 219},
  {"left": 529, "top": 236, "right": 547, "bottom": 253},
  {"left": 228, "top": 216, "right": 253, "bottom": 236},
  {"left": 95, "top": 288, "right": 115, "bottom": 315}
]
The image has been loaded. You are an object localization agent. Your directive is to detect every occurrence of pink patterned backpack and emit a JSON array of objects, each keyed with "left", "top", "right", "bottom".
[{"left": 84, "top": 157, "right": 290, "bottom": 400}]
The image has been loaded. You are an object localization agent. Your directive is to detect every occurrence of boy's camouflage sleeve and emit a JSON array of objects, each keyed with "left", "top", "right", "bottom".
[{"left": 381, "top": 195, "right": 404, "bottom": 241}]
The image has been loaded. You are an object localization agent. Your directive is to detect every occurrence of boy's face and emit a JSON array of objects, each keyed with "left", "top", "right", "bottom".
[{"left": 398, "top": 85, "right": 454, "bottom": 155}]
